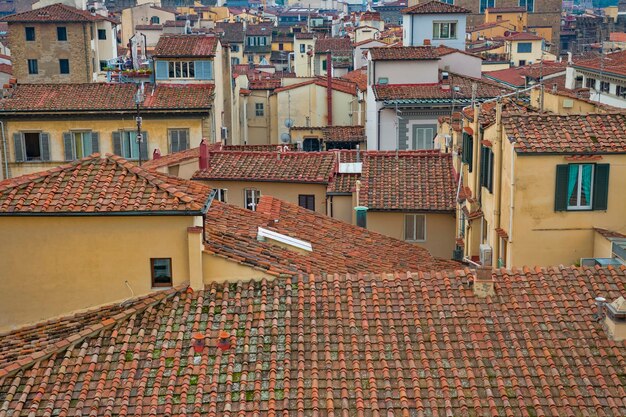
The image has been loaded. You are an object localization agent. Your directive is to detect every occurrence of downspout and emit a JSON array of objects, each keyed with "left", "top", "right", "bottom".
[
  {"left": 327, "top": 51, "right": 333, "bottom": 126},
  {"left": 492, "top": 100, "right": 503, "bottom": 266},
  {"left": 211, "top": 107, "right": 216, "bottom": 143},
  {"left": 509, "top": 136, "right": 516, "bottom": 265},
  {"left": 0, "top": 121, "right": 8, "bottom": 179}
]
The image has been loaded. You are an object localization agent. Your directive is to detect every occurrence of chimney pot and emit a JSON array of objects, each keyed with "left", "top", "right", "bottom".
[
  {"left": 424, "top": 39, "right": 431, "bottom": 46},
  {"left": 199, "top": 138, "right": 209, "bottom": 170},
  {"left": 603, "top": 296, "right": 626, "bottom": 341},
  {"left": 473, "top": 266, "right": 495, "bottom": 298},
  {"left": 153, "top": 149, "right": 161, "bottom": 160}
]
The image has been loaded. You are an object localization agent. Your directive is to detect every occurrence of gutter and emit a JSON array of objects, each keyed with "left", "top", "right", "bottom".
[{"left": 0, "top": 210, "right": 206, "bottom": 217}]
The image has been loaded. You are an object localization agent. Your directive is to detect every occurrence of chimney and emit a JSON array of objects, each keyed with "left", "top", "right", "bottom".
[
  {"left": 603, "top": 296, "right": 626, "bottom": 341},
  {"left": 473, "top": 266, "right": 495, "bottom": 298},
  {"left": 199, "top": 138, "right": 209, "bottom": 170},
  {"left": 153, "top": 148, "right": 161, "bottom": 160},
  {"left": 423, "top": 39, "right": 431, "bottom": 46},
  {"left": 327, "top": 51, "right": 333, "bottom": 126}
]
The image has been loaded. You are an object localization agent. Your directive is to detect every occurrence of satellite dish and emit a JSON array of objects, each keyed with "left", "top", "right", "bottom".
[
  {"left": 280, "top": 133, "right": 291, "bottom": 143},
  {"left": 284, "top": 118, "right": 294, "bottom": 128}
]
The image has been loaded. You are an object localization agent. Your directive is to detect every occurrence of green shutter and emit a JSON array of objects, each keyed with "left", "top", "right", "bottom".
[
  {"left": 555, "top": 164, "right": 569, "bottom": 211},
  {"left": 467, "top": 135, "right": 473, "bottom": 172},
  {"left": 63, "top": 132, "right": 74, "bottom": 161},
  {"left": 592, "top": 164, "right": 610, "bottom": 211},
  {"left": 487, "top": 150, "right": 494, "bottom": 193},
  {"left": 40, "top": 133, "right": 50, "bottom": 161},
  {"left": 13, "top": 132, "right": 24, "bottom": 162}
]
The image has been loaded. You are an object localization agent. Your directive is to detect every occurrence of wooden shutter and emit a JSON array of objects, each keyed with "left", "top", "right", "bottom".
[
  {"left": 181, "top": 129, "right": 189, "bottom": 150},
  {"left": 40, "top": 133, "right": 50, "bottom": 161},
  {"left": 140, "top": 131, "right": 149, "bottom": 161},
  {"left": 592, "top": 164, "right": 610, "bottom": 211},
  {"left": 63, "top": 132, "right": 74, "bottom": 161},
  {"left": 91, "top": 132, "right": 100, "bottom": 153},
  {"left": 112, "top": 131, "right": 122, "bottom": 156},
  {"left": 195, "top": 60, "right": 213, "bottom": 80},
  {"left": 554, "top": 164, "right": 569, "bottom": 211},
  {"left": 169, "top": 130, "right": 179, "bottom": 153},
  {"left": 480, "top": 146, "right": 488, "bottom": 188},
  {"left": 155, "top": 60, "right": 168, "bottom": 80},
  {"left": 487, "top": 150, "right": 494, "bottom": 193},
  {"left": 13, "top": 132, "right": 24, "bottom": 162}
]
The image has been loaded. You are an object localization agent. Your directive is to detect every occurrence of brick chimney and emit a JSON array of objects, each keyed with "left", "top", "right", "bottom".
[
  {"left": 473, "top": 266, "right": 495, "bottom": 297},
  {"left": 199, "top": 138, "right": 209, "bottom": 170},
  {"left": 153, "top": 149, "right": 161, "bottom": 160},
  {"left": 423, "top": 39, "right": 431, "bottom": 46},
  {"left": 603, "top": 296, "right": 626, "bottom": 341}
]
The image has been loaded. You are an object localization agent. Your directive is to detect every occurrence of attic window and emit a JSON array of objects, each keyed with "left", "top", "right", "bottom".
[{"left": 257, "top": 227, "right": 312, "bottom": 252}]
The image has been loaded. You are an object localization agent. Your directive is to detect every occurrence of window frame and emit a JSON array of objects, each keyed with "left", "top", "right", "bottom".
[
  {"left": 167, "top": 61, "right": 196, "bottom": 79},
  {"left": 150, "top": 258, "right": 173, "bottom": 288},
  {"left": 168, "top": 128, "right": 190, "bottom": 153},
  {"left": 567, "top": 164, "right": 594, "bottom": 211},
  {"left": 404, "top": 214, "right": 426, "bottom": 242},
  {"left": 71, "top": 131, "right": 94, "bottom": 159},
  {"left": 433, "top": 21, "right": 457, "bottom": 40},
  {"left": 411, "top": 126, "right": 435, "bottom": 150},
  {"left": 255, "top": 102, "right": 265, "bottom": 117},
  {"left": 59, "top": 59, "right": 70, "bottom": 74},
  {"left": 585, "top": 77, "right": 596, "bottom": 90},
  {"left": 25, "top": 27, "right": 35, "bottom": 41},
  {"left": 518, "top": 0, "right": 534, "bottom": 12},
  {"left": 27, "top": 59, "right": 38, "bottom": 75},
  {"left": 214, "top": 188, "right": 228, "bottom": 203},
  {"left": 600, "top": 81, "right": 610, "bottom": 93},
  {"left": 516, "top": 42, "right": 533, "bottom": 53},
  {"left": 244, "top": 188, "right": 261, "bottom": 211},
  {"left": 298, "top": 194, "right": 315, "bottom": 211},
  {"left": 97, "top": 29, "right": 107, "bottom": 40},
  {"left": 57, "top": 26, "right": 67, "bottom": 41},
  {"left": 120, "top": 131, "right": 141, "bottom": 160}
]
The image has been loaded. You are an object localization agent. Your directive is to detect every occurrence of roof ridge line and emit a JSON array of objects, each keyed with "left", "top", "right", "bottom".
[{"left": 0, "top": 287, "right": 183, "bottom": 379}]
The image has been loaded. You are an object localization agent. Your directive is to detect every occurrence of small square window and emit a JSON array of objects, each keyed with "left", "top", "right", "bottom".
[
  {"left": 151, "top": 258, "right": 172, "bottom": 287},
  {"left": 214, "top": 188, "right": 227, "bottom": 202},
  {"left": 25, "top": 27, "right": 35, "bottom": 41},
  {"left": 27, "top": 59, "right": 38, "bottom": 75},
  {"left": 59, "top": 59, "right": 70, "bottom": 74},
  {"left": 255, "top": 103, "right": 264, "bottom": 117},
  {"left": 57, "top": 27, "right": 67, "bottom": 41},
  {"left": 98, "top": 29, "right": 106, "bottom": 40}
]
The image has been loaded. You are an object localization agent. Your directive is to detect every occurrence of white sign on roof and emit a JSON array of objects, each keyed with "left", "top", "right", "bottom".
[{"left": 338, "top": 162, "right": 362, "bottom": 174}]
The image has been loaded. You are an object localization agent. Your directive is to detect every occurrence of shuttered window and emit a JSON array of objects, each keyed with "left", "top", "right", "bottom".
[
  {"left": 480, "top": 146, "right": 494, "bottom": 193},
  {"left": 13, "top": 132, "right": 50, "bottom": 162},
  {"left": 555, "top": 164, "right": 609, "bottom": 211},
  {"left": 195, "top": 60, "right": 213, "bottom": 80},
  {"left": 112, "top": 131, "right": 149, "bottom": 161},
  {"left": 63, "top": 131, "right": 100, "bottom": 161},
  {"left": 168, "top": 129, "right": 190, "bottom": 153},
  {"left": 461, "top": 133, "right": 473, "bottom": 172}
]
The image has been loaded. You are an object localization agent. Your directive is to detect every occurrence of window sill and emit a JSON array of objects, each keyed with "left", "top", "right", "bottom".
[{"left": 405, "top": 239, "right": 426, "bottom": 243}]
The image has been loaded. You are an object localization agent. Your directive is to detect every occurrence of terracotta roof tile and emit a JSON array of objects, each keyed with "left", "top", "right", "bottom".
[
  {"left": 245, "top": 23, "right": 273, "bottom": 36},
  {"left": 573, "top": 49, "right": 626, "bottom": 77},
  {"left": 503, "top": 113, "right": 626, "bottom": 154},
  {"left": 494, "top": 31, "right": 544, "bottom": 41},
  {"left": 153, "top": 34, "right": 218, "bottom": 57},
  {"left": 595, "top": 228, "right": 626, "bottom": 239},
  {"left": 401, "top": 0, "right": 471, "bottom": 14},
  {"left": 340, "top": 68, "right": 367, "bottom": 91},
  {"left": 369, "top": 46, "right": 439, "bottom": 61},
  {"left": 1, "top": 265, "right": 625, "bottom": 415},
  {"left": 373, "top": 72, "right": 507, "bottom": 102},
  {"left": 0, "top": 83, "right": 215, "bottom": 113},
  {"left": 142, "top": 147, "right": 201, "bottom": 170},
  {"left": 327, "top": 172, "right": 359, "bottom": 193},
  {"left": 359, "top": 151, "right": 456, "bottom": 211},
  {"left": 315, "top": 37, "right": 352, "bottom": 55},
  {"left": 274, "top": 77, "right": 357, "bottom": 95},
  {"left": 0, "top": 154, "right": 212, "bottom": 214},
  {"left": 323, "top": 125, "right": 366, "bottom": 142},
  {"left": 192, "top": 151, "right": 336, "bottom": 183},
  {"left": 204, "top": 196, "right": 455, "bottom": 276},
  {"left": 215, "top": 22, "right": 245, "bottom": 43},
  {"left": 248, "top": 78, "right": 282, "bottom": 90},
  {"left": 2, "top": 3, "right": 112, "bottom": 22}
]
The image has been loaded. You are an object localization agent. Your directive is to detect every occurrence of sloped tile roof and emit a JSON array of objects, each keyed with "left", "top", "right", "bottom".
[
  {"left": 0, "top": 83, "right": 215, "bottom": 113},
  {"left": 327, "top": 172, "right": 359, "bottom": 194},
  {"left": 192, "top": 151, "right": 336, "bottom": 184},
  {"left": 142, "top": 147, "right": 201, "bottom": 170},
  {"left": 315, "top": 37, "right": 352, "bottom": 55},
  {"left": 573, "top": 49, "right": 626, "bottom": 78},
  {"left": 248, "top": 78, "right": 282, "bottom": 90},
  {"left": 215, "top": 22, "right": 245, "bottom": 43},
  {"left": 0, "top": 154, "right": 212, "bottom": 214},
  {"left": 462, "top": 98, "right": 534, "bottom": 128},
  {"left": 494, "top": 31, "right": 544, "bottom": 41},
  {"left": 369, "top": 46, "right": 439, "bottom": 61},
  {"left": 1, "top": 265, "right": 625, "bottom": 415},
  {"left": 323, "top": 125, "right": 366, "bottom": 142},
  {"left": 340, "top": 68, "right": 367, "bottom": 91},
  {"left": 0, "top": 289, "right": 178, "bottom": 370},
  {"left": 245, "top": 23, "right": 273, "bottom": 36},
  {"left": 153, "top": 34, "right": 218, "bottom": 57},
  {"left": 503, "top": 113, "right": 626, "bottom": 154},
  {"left": 359, "top": 151, "right": 456, "bottom": 211},
  {"left": 373, "top": 72, "right": 506, "bottom": 102},
  {"left": 1, "top": 3, "right": 112, "bottom": 22},
  {"left": 401, "top": 0, "right": 470, "bottom": 15},
  {"left": 595, "top": 228, "right": 626, "bottom": 239},
  {"left": 204, "top": 196, "right": 456, "bottom": 276},
  {"left": 274, "top": 77, "right": 357, "bottom": 95}
]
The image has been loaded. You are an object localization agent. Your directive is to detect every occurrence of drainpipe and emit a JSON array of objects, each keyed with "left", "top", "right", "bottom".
[
  {"left": 472, "top": 103, "right": 481, "bottom": 200},
  {"left": 377, "top": 107, "right": 383, "bottom": 150},
  {"left": 327, "top": 51, "right": 333, "bottom": 126},
  {"left": 0, "top": 121, "right": 7, "bottom": 179},
  {"left": 492, "top": 100, "right": 503, "bottom": 266},
  {"left": 509, "top": 137, "right": 516, "bottom": 265}
]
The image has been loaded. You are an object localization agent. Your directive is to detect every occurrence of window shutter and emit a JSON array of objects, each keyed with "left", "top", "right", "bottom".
[
  {"left": 554, "top": 164, "right": 569, "bottom": 211},
  {"left": 91, "top": 132, "right": 100, "bottom": 153},
  {"left": 112, "top": 131, "right": 122, "bottom": 156},
  {"left": 63, "top": 132, "right": 75, "bottom": 161},
  {"left": 195, "top": 60, "right": 213, "bottom": 80},
  {"left": 488, "top": 150, "right": 494, "bottom": 193},
  {"left": 181, "top": 130, "right": 189, "bottom": 150},
  {"left": 592, "top": 164, "right": 610, "bottom": 211},
  {"left": 480, "top": 147, "right": 487, "bottom": 188},
  {"left": 13, "top": 132, "right": 24, "bottom": 162},
  {"left": 140, "top": 131, "right": 149, "bottom": 161},
  {"left": 155, "top": 60, "right": 168, "bottom": 80},
  {"left": 169, "top": 131, "right": 178, "bottom": 153},
  {"left": 40, "top": 133, "right": 51, "bottom": 161}
]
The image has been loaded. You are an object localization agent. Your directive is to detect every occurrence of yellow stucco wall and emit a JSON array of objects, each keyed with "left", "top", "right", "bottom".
[
  {"left": 196, "top": 180, "right": 329, "bottom": 214},
  {"left": 5, "top": 117, "right": 206, "bottom": 178},
  {"left": 530, "top": 89, "right": 603, "bottom": 114},
  {"left": 0, "top": 215, "right": 198, "bottom": 331},
  {"left": 203, "top": 252, "right": 276, "bottom": 282},
  {"left": 366, "top": 211, "right": 456, "bottom": 259},
  {"left": 593, "top": 231, "right": 615, "bottom": 259},
  {"left": 328, "top": 195, "right": 353, "bottom": 223}
]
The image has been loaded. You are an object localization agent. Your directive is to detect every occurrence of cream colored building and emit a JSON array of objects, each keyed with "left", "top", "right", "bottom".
[
  {"left": 120, "top": 3, "right": 176, "bottom": 47},
  {"left": 293, "top": 33, "right": 315, "bottom": 77}
]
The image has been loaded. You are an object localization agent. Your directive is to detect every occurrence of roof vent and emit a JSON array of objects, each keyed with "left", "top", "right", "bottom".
[{"left": 603, "top": 296, "right": 626, "bottom": 341}]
